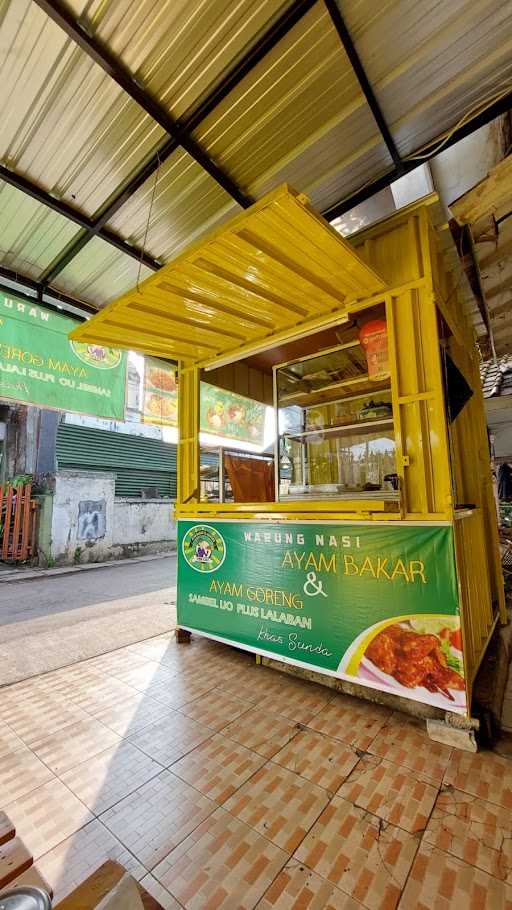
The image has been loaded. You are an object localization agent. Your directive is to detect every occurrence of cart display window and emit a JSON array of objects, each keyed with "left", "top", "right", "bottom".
[
  {"left": 275, "top": 314, "right": 397, "bottom": 502},
  {"left": 200, "top": 446, "right": 274, "bottom": 503}
]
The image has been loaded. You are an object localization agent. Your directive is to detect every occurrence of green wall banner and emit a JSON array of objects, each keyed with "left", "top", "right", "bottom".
[
  {"left": 177, "top": 519, "right": 467, "bottom": 713},
  {"left": 140, "top": 364, "right": 267, "bottom": 447},
  {"left": 201, "top": 383, "right": 266, "bottom": 446},
  {"left": 0, "top": 292, "right": 126, "bottom": 419}
]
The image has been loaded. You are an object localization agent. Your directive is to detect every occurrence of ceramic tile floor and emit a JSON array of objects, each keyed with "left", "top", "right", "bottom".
[{"left": 2, "top": 631, "right": 512, "bottom": 909}]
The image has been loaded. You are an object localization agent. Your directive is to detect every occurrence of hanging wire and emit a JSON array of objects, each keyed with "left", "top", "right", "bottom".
[
  {"left": 404, "top": 83, "right": 512, "bottom": 162},
  {"left": 137, "top": 150, "right": 161, "bottom": 293},
  {"left": 328, "top": 83, "right": 512, "bottom": 223},
  {"left": 134, "top": 150, "right": 175, "bottom": 429}
]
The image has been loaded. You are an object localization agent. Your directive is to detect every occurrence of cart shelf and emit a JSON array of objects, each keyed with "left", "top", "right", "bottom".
[
  {"left": 281, "top": 488, "right": 400, "bottom": 501},
  {"left": 283, "top": 417, "right": 393, "bottom": 442}
]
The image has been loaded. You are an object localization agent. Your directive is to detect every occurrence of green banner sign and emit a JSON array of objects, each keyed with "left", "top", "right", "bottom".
[
  {"left": 139, "top": 364, "right": 267, "bottom": 447},
  {"left": 177, "top": 519, "right": 466, "bottom": 713},
  {"left": 0, "top": 292, "right": 126, "bottom": 419},
  {"left": 201, "top": 383, "right": 266, "bottom": 446}
]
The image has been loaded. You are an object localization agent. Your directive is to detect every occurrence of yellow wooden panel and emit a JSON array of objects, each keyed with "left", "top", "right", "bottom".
[
  {"left": 85, "top": 324, "right": 214, "bottom": 361},
  {"left": 387, "top": 286, "right": 452, "bottom": 518},
  {"left": 424, "top": 211, "right": 474, "bottom": 351},
  {"left": 351, "top": 209, "right": 425, "bottom": 288},
  {"left": 177, "top": 366, "right": 200, "bottom": 504},
  {"left": 454, "top": 510, "right": 496, "bottom": 702},
  {"left": 451, "top": 155, "right": 512, "bottom": 225},
  {"left": 113, "top": 302, "right": 248, "bottom": 349},
  {"left": 448, "top": 337, "right": 506, "bottom": 624},
  {"left": 175, "top": 500, "right": 399, "bottom": 520},
  {"left": 70, "top": 185, "right": 385, "bottom": 362}
]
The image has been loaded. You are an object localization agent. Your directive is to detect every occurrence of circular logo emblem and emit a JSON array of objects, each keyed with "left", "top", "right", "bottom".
[
  {"left": 70, "top": 341, "right": 122, "bottom": 370},
  {"left": 182, "top": 524, "right": 226, "bottom": 573}
]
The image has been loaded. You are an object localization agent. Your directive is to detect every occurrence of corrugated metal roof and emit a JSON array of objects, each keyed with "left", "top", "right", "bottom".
[
  {"left": 0, "top": 0, "right": 289, "bottom": 217},
  {"left": 52, "top": 235, "right": 154, "bottom": 307},
  {"left": 1, "top": 0, "right": 512, "bottom": 330},
  {"left": 194, "top": 4, "right": 390, "bottom": 210},
  {"left": 107, "top": 148, "right": 241, "bottom": 264},
  {"left": 0, "top": 0, "right": 166, "bottom": 216},
  {"left": 69, "top": 184, "right": 385, "bottom": 363},
  {"left": 0, "top": 179, "right": 79, "bottom": 277},
  {"left": 342, "top": 0, "right": 512, "bottom": 157},
  {"left": 67, "top": 0, "right": 291, "bottom": 121}
]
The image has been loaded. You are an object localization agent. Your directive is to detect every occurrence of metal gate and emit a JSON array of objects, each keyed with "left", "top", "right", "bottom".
[
  {"left": 56, "top": 423, "right": 177, "bottom": 498},
  {"left": 0, "top": 483, "right": 38, "bottom": 562}
]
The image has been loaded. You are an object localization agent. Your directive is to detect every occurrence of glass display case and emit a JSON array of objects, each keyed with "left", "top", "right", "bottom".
[{"left": 275, "top": 329, "right": 398, "bottom": 501}]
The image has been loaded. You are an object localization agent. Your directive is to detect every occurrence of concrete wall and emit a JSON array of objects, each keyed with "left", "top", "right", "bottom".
[
  {"left": 113, "top": 498, "right": 176, "bottom": 554},
  {"left": 47, "top": 469, "right": 175, "bottom": 565},
  {"left": 492, "top": 423, "right": 512, "bottom": 461},
  {"left": 50, "top": 470, "right": 115, "bottom": 565},
  {"left": 487, "top": 399, "right": 512, "bottom": 461}
]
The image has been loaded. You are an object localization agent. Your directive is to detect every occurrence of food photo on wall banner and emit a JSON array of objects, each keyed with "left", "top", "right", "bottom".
[{"left": 141, "top": 355, "right": 267, "bottom": 448}]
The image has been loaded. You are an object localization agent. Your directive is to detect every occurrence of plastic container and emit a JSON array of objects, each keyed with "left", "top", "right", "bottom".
[
  {"left": 359, "top": 319, "right": 390, "bottom": 381},
  {"left": 0, "top": 888, "right": 52, "bottom": 910}
]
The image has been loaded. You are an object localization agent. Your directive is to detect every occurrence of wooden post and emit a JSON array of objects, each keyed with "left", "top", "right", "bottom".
[
  {"left": 2, "top": 486, "right": 13, "bottom": 561},
  {"left": 177, "top": 364, "right": 200, "bottom": 505},
  {"left": 218, "top": 447, "right": 224, "bottom": 503}
]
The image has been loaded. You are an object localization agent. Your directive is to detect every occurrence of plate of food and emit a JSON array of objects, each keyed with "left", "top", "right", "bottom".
[
  {"left": 147, "top": 366, "right": 176, "bottom": 394},
  {"left": 144, "top": 393, "right": 177, "bottom": 421},
  {"left": 339, "top": 615, "right": 466, "bottom": 711}
]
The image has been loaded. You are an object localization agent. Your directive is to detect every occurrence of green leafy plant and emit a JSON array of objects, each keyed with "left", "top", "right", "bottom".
[
  {"left": 500, "top": 502, "right": 512, "bottom": 528},
  {"left": 6, "top": 474, "right": 33, "bottom": 489},
  {"left": 73, "top": 546, "right": 82, "bottom": 565}
]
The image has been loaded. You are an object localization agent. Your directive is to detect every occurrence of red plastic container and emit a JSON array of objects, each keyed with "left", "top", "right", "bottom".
[{"left": 359, "top": 318, "right": 390, "bottom": 381}]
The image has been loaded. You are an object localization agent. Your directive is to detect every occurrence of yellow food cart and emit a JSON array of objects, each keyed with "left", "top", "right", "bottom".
[{"left": 71, "top": 185, "right": 505, "bottom": 719}]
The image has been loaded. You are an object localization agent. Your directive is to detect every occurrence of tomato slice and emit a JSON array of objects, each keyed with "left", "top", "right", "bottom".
[{"left": 450, "top": 628, "right": 463, "bottom": 651}]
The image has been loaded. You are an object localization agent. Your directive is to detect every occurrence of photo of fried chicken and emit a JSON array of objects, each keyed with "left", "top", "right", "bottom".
[
  {"left": 365, "top": 623, "right": 464, "bottom": 701},
  {"left": 148, "top": 367, "right": 176, "bottom": 392}
]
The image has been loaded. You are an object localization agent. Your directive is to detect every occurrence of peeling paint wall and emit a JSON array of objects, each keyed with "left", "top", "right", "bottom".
[
  {"left": 113, "top": 499, "right": 176, "bottom": 549},
  {"left": 49, "top": 470, "right": 176, "bottom": 565},
  {"left": 51, "top": 470, "right": 115, "bottom": 564}
]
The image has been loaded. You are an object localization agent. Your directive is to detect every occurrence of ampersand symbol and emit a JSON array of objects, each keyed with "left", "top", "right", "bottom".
[{"left": 303, "top": 571, "right": 328, "bottom": 597}]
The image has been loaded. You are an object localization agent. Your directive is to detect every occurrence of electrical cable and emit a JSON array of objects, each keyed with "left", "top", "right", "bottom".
[
  {"left": 404, "top": 83, "right": 512, "bottom": 161},
  {"left": 329, "top": 84, "right": 512, "bottom": 222},
  {"left": 137, "top": 151, "right": 161, "bottom": 293}
]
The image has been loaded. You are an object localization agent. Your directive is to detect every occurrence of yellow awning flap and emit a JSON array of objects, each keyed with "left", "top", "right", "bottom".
[{"left": 70, "top": 185, "right": 386, "bottom": 366}]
